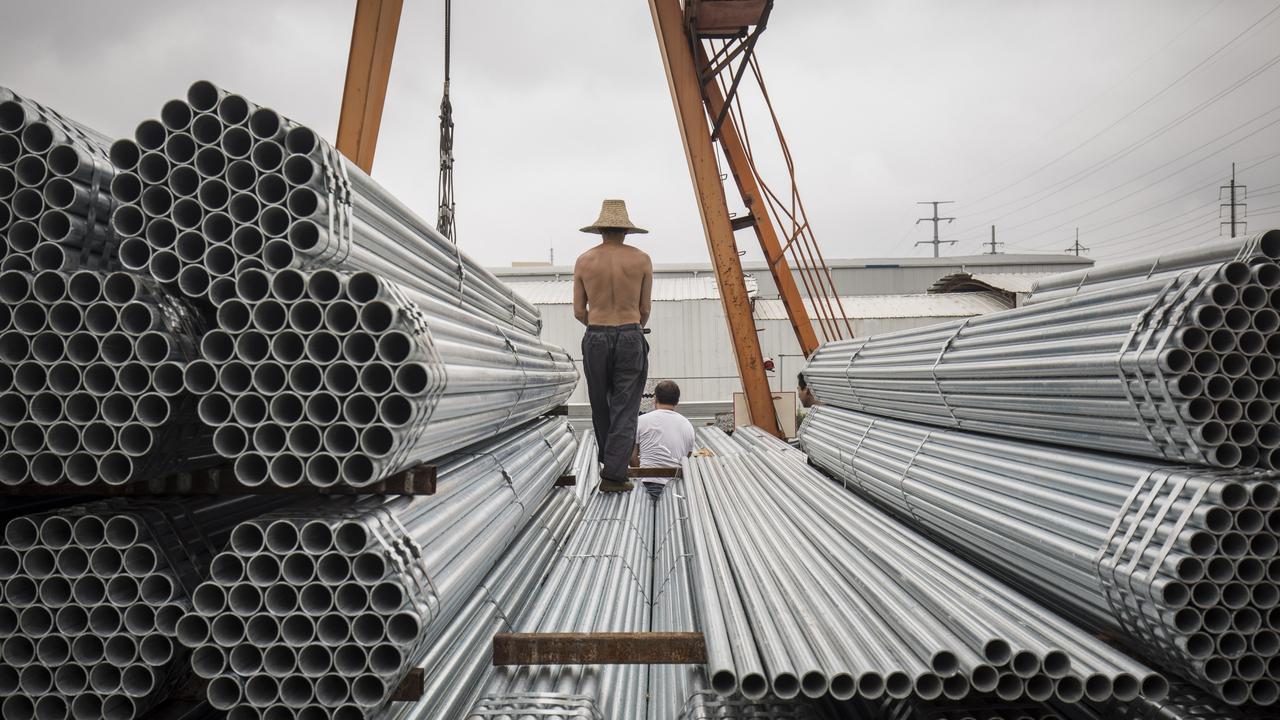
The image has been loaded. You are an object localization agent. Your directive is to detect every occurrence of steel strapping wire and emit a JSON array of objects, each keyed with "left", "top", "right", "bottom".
[{"left": 468, "top": 693, "right": 604, "bottom": 719}]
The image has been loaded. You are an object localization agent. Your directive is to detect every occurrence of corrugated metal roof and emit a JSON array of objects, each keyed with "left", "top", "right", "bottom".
[
  {"left": 753, "top": 292, "right": 1011, "bottom": 320},
  {"left": 509, "top": 276, "right": 757, "bottom": 305},
  {"left": 491, "top": 253, "right": 1092, "bottom": 277},
  {"left": 927, "top": 272, "right": 1054, "bottom": 294}
]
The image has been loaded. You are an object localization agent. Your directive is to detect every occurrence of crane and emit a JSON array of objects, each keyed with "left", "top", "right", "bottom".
[{"left": 332, "top": 0, "right": 850, "bottom": 438}]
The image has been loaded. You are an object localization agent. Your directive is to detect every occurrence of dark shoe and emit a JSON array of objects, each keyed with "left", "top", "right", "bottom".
[{"left": 598, "top": 479, "right": 634, "bottom": 493}]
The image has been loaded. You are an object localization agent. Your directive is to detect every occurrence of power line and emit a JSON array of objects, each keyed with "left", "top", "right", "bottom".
[
  {"left": 941, "top": 149, "right": 1280, "bottom": 249},
  {"left": 958, "top": 51, "right": 1280, "bottom": 240},
  {"left": 955, "top": 3, "right": 1280, "bottom": 219},
  {"left": 915, "top": 201, "right": 956, "bottom": 257},
  {"left": 1010, "top": 107, "right": 1280, "bottom": 248},
  {"left": 941, "top": 1, "right": 1227, "bottom": 198}
]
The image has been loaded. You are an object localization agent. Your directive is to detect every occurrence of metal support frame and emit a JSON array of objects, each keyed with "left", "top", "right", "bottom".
[
  {"left": 336, "top": 0, "right": 404, "bottom": 173},
  {"left": 649, "top": 0, "right": 782, "bottom": 436},
  {"left": 696, "top": 43, "right": 819, "bottom": 357}
]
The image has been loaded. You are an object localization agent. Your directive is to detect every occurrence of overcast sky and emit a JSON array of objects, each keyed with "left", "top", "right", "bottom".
[{"left": 3, "top": 0, "right": 1278, "bottom": 267}]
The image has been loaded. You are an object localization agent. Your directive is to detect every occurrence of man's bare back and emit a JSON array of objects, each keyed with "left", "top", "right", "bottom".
[{"left": 573, "top": 236, "right": 653, "bottom": 326}]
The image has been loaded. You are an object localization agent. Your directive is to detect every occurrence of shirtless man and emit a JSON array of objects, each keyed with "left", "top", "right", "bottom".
[{"left": 573, "top": 199, "right": 653, "bottom": 492}]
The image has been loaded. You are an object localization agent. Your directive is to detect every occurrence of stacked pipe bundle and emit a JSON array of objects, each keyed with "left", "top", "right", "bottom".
[
  {"left": 467, "top": 485, "right": 655, "bottom": 720},
  {"left": 0, "top": 269, "right": 212, "bottom": 486},
  {"left": 649, "top": 480, "right": 837, "bottom": 720},
  {"left": 0, "top": 497, "right": 286, "bottom": 720},
  {"left": 803, "top": 239, "right": 1280, "bottom": 469},
  {"left": 107, "top": 80, "right": 539, "bottom": 335},
  {"left": 1053, "top": 680, "right": 1270, "bottom": 720},
  {"left": 0, "top": 87, "right": 119, "bottom": 273},
  {"left": 375, "top": 487, "right": 588, "bottom": 720},
  {"left": 695, "top": 426, "right": 744, "bottom": 456},
  {"left": 571, "top": 430, "right": 601, "bottom": 507},
  {"left": 799, "top": 405, "right": 1280, "bottom": 706},
  {"left": 1029, "top": 232, "right": 1280, "bottom": 306},
  {"left": 729, "top": 424, "right": 806, "bottom": 459},
  {"left": 178, "top": 417, "right": 575, "bottom": 718},
  {"left": 102, "top": 81, "right": 576, "bottom": 488},
  {"left": 185, "top": 266, "right": 577, "bottom": 487},
  {"left": 684, "top": 448, "right": 1166, "bottom": 705},
  {"left": 847, "top": 698, "right": 1060, "bottom": 720}
]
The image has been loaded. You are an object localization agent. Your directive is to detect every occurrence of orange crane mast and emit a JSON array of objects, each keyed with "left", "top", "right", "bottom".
[{"left": 333, "top": 0, "right": 843, "bottom": 438}]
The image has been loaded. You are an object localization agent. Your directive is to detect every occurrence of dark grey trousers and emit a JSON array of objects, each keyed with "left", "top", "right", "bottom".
[{"left": 581, "top": 324, "right": 649, "bottom": 482}]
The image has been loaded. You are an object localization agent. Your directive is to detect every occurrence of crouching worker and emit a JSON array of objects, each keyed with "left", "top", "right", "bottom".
[{"left": 633, "top": 380, "right": 695, "bottom": 497}]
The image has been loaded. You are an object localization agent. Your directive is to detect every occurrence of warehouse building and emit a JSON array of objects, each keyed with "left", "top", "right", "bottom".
[{"left": 496, "top": 253, "right": 1092, "bottom": 421}]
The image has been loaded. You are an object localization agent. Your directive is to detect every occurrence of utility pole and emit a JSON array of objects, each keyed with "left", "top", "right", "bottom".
[
  {"left": 1220, "top": 162, "right": 1247, "bottom": 238},
  {"left": 983, "top": 225, "right": 1003, "bottom": 255},
  {"left": 915, "top": 201, "right": 956, "bottom": 257},
  {"left": 1065, "top": 228, "right": 1088, "bottom": 257}
]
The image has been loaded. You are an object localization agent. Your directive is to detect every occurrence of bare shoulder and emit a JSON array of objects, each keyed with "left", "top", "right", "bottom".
[
  {"left": 626, "top": 246, "right": 653, "bottom": 267},
  {"left": 574, "top": 246, "right": 599, "bottom": 269}
]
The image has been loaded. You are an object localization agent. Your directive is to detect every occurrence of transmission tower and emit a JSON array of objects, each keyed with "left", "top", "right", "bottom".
[
  {"left": 1220, "top": 162, "right": 1247, "bottom": 238},
  {"left": 1065, "top": 228, "right": 1088, "bottom": 257},
  {"left": 915, "top": 201, "right": 956, "bottom": 257},
  {"left": 983, "top": 225, "right": 1003, "bottom": 255}
]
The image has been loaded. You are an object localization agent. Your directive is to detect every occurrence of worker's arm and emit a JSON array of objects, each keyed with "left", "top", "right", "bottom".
[
  {"left": 572, "top": 267, "right": 589, "bottom": 326},
  {"left": 638, "top": 257, "right": 653, "bottom": 327}
]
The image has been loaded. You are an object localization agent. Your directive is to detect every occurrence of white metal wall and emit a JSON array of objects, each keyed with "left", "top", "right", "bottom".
[{"left": 543, "top": 299, "right": 742, "bottom": 404}]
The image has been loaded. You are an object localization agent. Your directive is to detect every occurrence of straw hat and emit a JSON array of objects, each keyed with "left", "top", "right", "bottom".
[{"left": 579, "top": 199, "right": 649, "bottom": 235}]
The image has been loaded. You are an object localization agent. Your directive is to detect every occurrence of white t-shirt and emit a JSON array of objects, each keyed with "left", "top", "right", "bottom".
[{"left": 636, "top": 409, "right": 696, "bottom": 482}]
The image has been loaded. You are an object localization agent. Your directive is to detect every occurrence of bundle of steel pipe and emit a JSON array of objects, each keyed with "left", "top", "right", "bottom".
[
  {"left": 0, "top": 87, "right": 121, "bottom": 274},
  {"left": 0, "top": 268, "right": 214, "bottom": 486},
  {"left": 467, "top": 483, "right": 655, "bottom": 720},
  {"left": 571, "top": 429, "right": 600, "bottom": 507},
  {"left": 1052, "top": 679, "right": 1269, "bottom": 720},
  {"left": 187, "top": 265, "right": 577, "bottom": 487},
  {"left": 729, "top": 425, "right": 806, "bottom": 459},
  {"left": 649, "top": 480, "right": 837, "bottom": 720},
  {"left": 108, "top": 81, "right": 540, "bottom": 336},
  {"left": 685, "top": 448, "right": 1167, "bottom": 704},
  {"left": 845, "top": 698, "right": 1060, "bottom": 720},
  {"left": 0, "top": 496, "right": 288, "bottom": 720},
  {"left": 695, "top": 426, "right": 744, "bottom": 456},
  {"left": 179, "top": 417, "right": 576, "bottom": 719},
  {"left": 1028, "top": 231, "right": 1280, "bottom": 306},
  {"left": 799, "top": 404, "right": 1280, "bottom": 705},
  {"left": 374, "top": 487, "right": 588, "bottom": 720},
  {"left": 803, "top": 249, "right": 1280, "bottom": 469}
]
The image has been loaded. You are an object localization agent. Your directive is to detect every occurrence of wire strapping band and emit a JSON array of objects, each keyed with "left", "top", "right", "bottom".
[
  {"left": 930, "top": 317, "right": 971, "bottom": 426},
  {"left": 468, "top": 694, "right": 603, "bottom": 719},
  {"left": 840, "top": 339, "right": 869, "bottom": 412},
  {"left": 1114, "top": 275, "right": 1184, "bottom": 458},
  {"left": 896, "top": 432, "right": 933, "bottom": 526},
  {"left": 845, "top": 417, "right": 877, "bottom": 493}
]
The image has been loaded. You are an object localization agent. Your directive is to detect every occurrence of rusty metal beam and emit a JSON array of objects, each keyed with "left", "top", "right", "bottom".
[
  {"left": 649, "top": 0, "right": 782, "bottom": 437},
  {"left": 696, "top": 45, "right": 820, "bottom": 358},
  {"left": 627, "top": 466, "right": 682, "bottom": 478},
  {"left": 492, "top": 632, "right": 707, "bottom": 665},
  {"left": 336, "top": 0, "right": 404, "bottom": 173}
]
